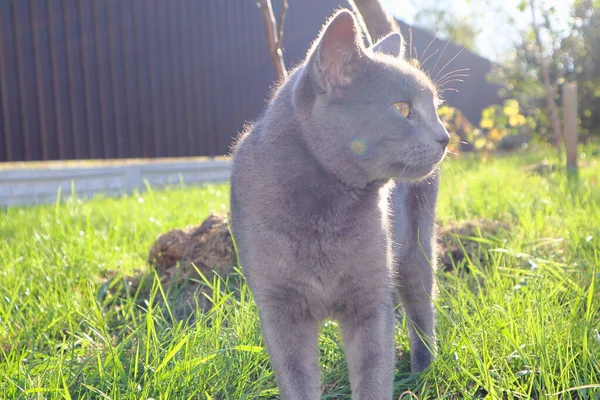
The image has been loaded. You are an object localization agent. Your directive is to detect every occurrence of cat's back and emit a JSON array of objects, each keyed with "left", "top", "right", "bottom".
[
  {"left": 229, "top": 120, "right": 266, "bottom": 227},
  {"left": 229, "top": 94, "right": 297, "bottom": 245},
  {"left": 230, "top": 120, "right": 263, "bottom": 186},
  {"left": 231, "top": 73, "right": 296, "bottom": 174},
  {"left": 230, "top": 72, "right": 305, "bottom": 209}
]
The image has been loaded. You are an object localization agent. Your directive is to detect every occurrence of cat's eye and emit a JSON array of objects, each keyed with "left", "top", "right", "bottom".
[{"left": 393, "top": 102, "right": 411, "bottom": 118}]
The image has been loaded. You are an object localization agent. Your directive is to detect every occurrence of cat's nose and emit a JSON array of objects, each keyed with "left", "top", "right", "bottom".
[{"left": 436, "top": 135, "right": 449, "bottom": 148}]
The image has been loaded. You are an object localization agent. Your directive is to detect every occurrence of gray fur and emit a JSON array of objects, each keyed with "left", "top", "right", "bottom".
[{"left": 229, "top": 9, "right": 448, "bottom": 399}]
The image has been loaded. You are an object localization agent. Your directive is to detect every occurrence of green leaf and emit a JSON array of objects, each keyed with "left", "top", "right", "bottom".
[{"left": 155, "top": 336, "right": 188, "bottom": 373}]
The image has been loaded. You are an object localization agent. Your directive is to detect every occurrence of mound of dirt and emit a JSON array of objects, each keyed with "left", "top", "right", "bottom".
[
  {"left": 102, "top": 214, "right": 509, "bottom": 319},
  {"left": 147, "top": 214, "right": 236, "bottom": 284},
  {"left": 438, "top": 218, "right": 510, "bottom": 271},
  {"left": 103, "top": 214, "right": 237, "bottom": 319}
]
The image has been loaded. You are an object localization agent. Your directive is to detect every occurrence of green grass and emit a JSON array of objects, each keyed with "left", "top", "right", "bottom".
[{"left": 1, "top": 147, "right": 599, "bottom": 399}]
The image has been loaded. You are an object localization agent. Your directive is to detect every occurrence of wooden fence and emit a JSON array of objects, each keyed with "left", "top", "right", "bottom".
[{"left": 0, "top": 0, "right": 344, "bottom": 162}]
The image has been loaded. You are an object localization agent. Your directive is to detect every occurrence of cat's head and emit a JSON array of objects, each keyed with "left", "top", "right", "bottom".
[{"left": 292, "top": 9, "right": 449, "bottom": 186}]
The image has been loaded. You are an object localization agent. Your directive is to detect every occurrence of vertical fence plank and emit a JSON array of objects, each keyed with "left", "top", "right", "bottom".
[
  {"left": 106, "top": 0, "right": 128, "bottom": 158},
  {"left": 92, "top": 1, "right": 116, "bottom": 159},
  {"left": 64, "top": 0, "right": 89, "bottom": 159},
  {"left": 206, "top": 2, "right": 220, "bottom": 156},
  {"left": 166, "top": 1, "right": 186, "bottom": 157},
  {"left": 0, "top": 86, "right": 4, "bottom": 162},
  {"left": 145, "top": 0, "right": 166, "bottom": 157},
  {"left": 118, "top": 0, "right": 141, "bottom": 158},
  {"left": 131, "top": 0, "right": 154, "bottom": 158},
  {"left": 0, "top": 1, "right": 24, "bottom": 161},
  {"left": 31, "top": 0, "right": 58, "bottom": 160},
  {"left": 154, "top": 0, "right": 173, "bottom": 157},
  {"left": 165, "top": 1, "right": 180, "bottom": 157},
  {"left": 194, "top": 0, "right": 212, "bottom": 156},
  {"left": 171, "top": 1, "right": 185, "bottom": 156},
  {"left": 223, "top": 1, "right": 237, "bottom": 155},
  {"left": 217, "top": 2, "right": 233, "bottom": 156},
  {"left": 48, "top": 0, "right": 75, "bottom": 159},
  {"left": 236, "top": 1, "right": 251, "bottom": 140},
  {"left": 179, "top": 1, "right": 196, "bottom": 156},
  {"left": 14, "top": 0, "right": 43, "bottom": 161},
  {"left": 78, "top": 0, "right": 104, "bottom": 159}
]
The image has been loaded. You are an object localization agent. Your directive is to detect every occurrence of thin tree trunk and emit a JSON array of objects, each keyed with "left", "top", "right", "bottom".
[
  {"left": 529, "top": 0, "right": 562, "bottom": 150},
  {"left": 256, "top": 0, "right": 288, "bottom": 81}
]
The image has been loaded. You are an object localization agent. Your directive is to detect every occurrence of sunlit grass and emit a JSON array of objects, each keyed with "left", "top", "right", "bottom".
[{"left": 1, "top": 147, "right": 599, "bottom": 399}]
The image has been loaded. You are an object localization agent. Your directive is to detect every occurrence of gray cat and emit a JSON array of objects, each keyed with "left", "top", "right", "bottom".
[{"left": 229, "top": 9, "right": 448, "bottom": 399}]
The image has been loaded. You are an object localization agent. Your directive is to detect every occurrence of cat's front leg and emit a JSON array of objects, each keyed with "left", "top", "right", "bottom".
[
  {"left": 256, "top": 294, "right": 321, "bottom": 400},
  {"left": 339, "top": 298, "right": 396, "bottom": 400}
]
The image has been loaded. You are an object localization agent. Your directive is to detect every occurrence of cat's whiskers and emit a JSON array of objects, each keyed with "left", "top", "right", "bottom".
[
  {"left": 438, "top": 74, "right": 469, "bottom": 87},
  {"left": 417, "top": 31, "right": 439, "bottom": 67},
  {"left": 435, "top": 70, "right": 468, "bottom": 94},
  {"left": 397, "top": 162, "right": 410, "bottom": 182},
  {"left": 432, "top": 45, "right": 467, "bottom": 83},
  {"left": 439, "top": 87, "right": 459, "bottom": 94},
  {"left": 438, "top": 161, "right": 450, "bottom": 176},
  {"left": 429, "top": 28, "right": 456, "bottom": 81},
  {"left": 437, "top": 80, "right": 467, "bottom": 92},
  {"left": 418, "top": 182, "right": 435, "bottom": 217},
  {"left": 381, "top": 151, "right": 409, "bottom": 171},
  {"left": 418, "top": 49, "right": 440, "bottom": 71},
  {"left": 438, "top": 79, "right": 465, "bottom": 91},
  {"left": 436, "top": 74, "right": 470, "bottom": 90},
  {"left": 408, "top": 26, "right": 414, "bottom": 60},
  {"left": 435, "top": 68, "right": 470, "bottom": 85},
  {"left": 436, "top": 74, "right": 468, "bottom": 94}
]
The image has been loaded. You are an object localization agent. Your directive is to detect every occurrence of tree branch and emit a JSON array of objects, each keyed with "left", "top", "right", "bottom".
[
  {"left": 278, "top": 0, "right": 288, "bottom": 49},
  {"left": 348, "top": 0, "right": 399, "bottom": 44},
  {"left": 529, "top": 0, "right": 562, "bottom": 150},
  {"left": 256, "top": 0, "right": 287, "bottom": 81}
]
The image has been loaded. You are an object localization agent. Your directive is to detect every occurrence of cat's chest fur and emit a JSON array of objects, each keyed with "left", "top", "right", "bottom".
[{"left": 231, "top": 126, "right": 393, "bottom": 318}]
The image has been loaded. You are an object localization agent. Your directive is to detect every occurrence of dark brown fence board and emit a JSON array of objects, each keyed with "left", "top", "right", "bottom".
[
  {"left": 146, "top": 1, "right": 165, "bottom": 158},
  {"left": 0, "top": 1, "right": 24, "bottom": 161},
  {"left": 0, "top": 92, "right": 4, "bottom": 163},
  {"left": 179, "top": 1, "right": 194, "bottom": 156},
  {"left": 78, "top": 0, "right": 104, "bottom": 159},
  {"left": 153, "top": 0, "right": 172, "bottom": 157},
  {"left": 117, "top": 0, "right": 140, "bottom": 158},
  {"left": 0, "top": 0, "right": 351, "bottom": 161},
  {"left": 14, "top": 0, "right": 43, "bottom": 161},
  {"left": 106, "top": 0, "right": 128, "bottom": 158},
  {"left": 170, "top": 1, "right": 185, "bottom": 157},
  {"left": 48, "top": 0, "right": 74, "bottom": 160},
  {"left": 63, "top": 0, "right": 89, "bottom": 159},
  {"left": 32, "top": 0, "right": 58, "bottom": 160},
  {"left": 199, "top": 2, "right": 217, "bottom": 156},
  {"left": 92, "top": 1, "right": 116, "bottom": 159},
  {"left": 130, "top": 0, "right": 154, "bottom": 158},
  {"left": 116, "top": 1, "right": 132, "bottom": 157}
]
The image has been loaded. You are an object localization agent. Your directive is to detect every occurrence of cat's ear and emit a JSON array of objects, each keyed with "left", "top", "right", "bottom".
[
  {"left": 311, "top": 10, "right": 362, "bottom": 89},
  {"left": 371, "top": 32, "right": 404, "bottom": 58}
]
